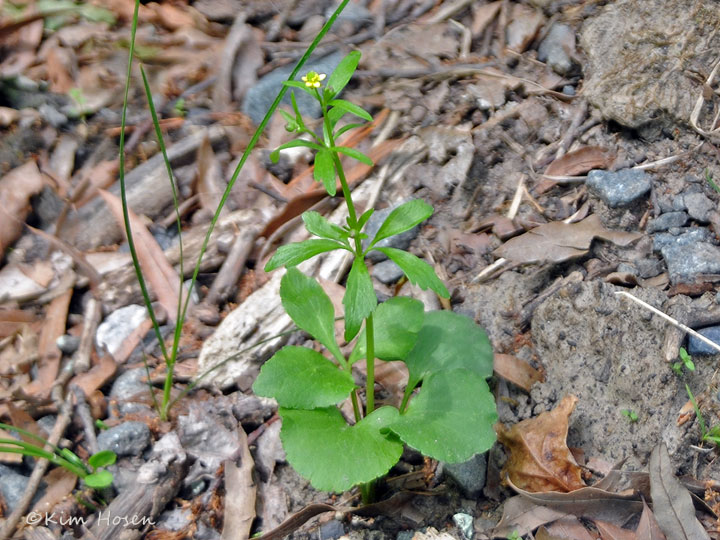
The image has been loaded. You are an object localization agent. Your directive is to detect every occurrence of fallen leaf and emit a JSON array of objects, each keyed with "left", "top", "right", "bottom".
[
  {"left": 493, "top": 496, "right": 569, "bottom": 538},
  {"left": 494, "top": 353, "right": 544, "bottom": 392},
  {"left": 70, "top": 355, "right": 117, "bottom": 397},
  {"left": 594, "top": 520, "right": 638, "bottom": 540},
  {"left": 99, "top": 189, "right": 182, "bottom": 321},
  {"left": 31, "top": 467, "right": 77, "bottom": 515},
  {"left": 542, "top": 516, "right": 596, "bottom": 540},
  {"left": 496, "top": 395, "right": 585, "bottom": 492},
  {"left": 506, "top": 3, "right": 544, "bottom": 53},
  {"left": 648, "top": 443, "right": 709, "bottom": 540},
  {"left": 222, "top": 427, "right": 256, "bottom": 540},
  {"left": 472, "top": 1, "right": 502, "bottom": 38},
  {"left": 0, "top": 161, "right": 45, "bottom": 254},
  {"left": 494, "top": 215, "right": 642, "bottom": 265},
  {"left": 636, "top": 499, "right": 666, "bottom": 540},
  {"left": 545, "top": 147, "right": 615, "bottom": 179}
]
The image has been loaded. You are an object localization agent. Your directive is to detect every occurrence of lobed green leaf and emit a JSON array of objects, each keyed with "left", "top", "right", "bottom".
[
  {"left": 370, "top": 200, "right": 433, "bottom": 247},
  {"left": 253, "top": 346, "right": 355, "bottom": 409},
  {"left": 388, "top": 370, "right": 497, "bottom": 463},
  {"left": 349, "top": 297, "right": 424, "bottom": 364},
  {"left": 314, "top": 148, "right": 337, "bottom": 195},
  {"left": 280, "top": 268, "right": 344, "bottom": 362},
  {"left": 403, "top": 310, "right": 493, "bottom": 390},
  {"left": 325, "top": 50, "right": 361, "bottom": 100},
  {"left": 279, "top": 405, "right": 402, "bottom": 492},
  {"left": 374, "top": 247, "right": 449, "bottom": 298},
  {"left": 343, "top": 259, "right": 377, "bottom": 341},
  {"left": 265, "top": 239, "right": 345, "bottom": 271}
]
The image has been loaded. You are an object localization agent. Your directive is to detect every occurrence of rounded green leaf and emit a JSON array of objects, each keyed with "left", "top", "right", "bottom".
[
  {"left": 404, "top": 310, "right": 493, "bottom": 389},
  {"left": 280, "top": 268, "right": 344, "bottom": 361},
  {"left": 389, "top": 370, "right": 497, "bottom": 463},
  {"left": 88, "top": 450, "right": 116, "bottom": 469},
  {"left": 314, "top": 149, "right": 337, "bottom": 195},
  {"left": 375, "top": 247, "right": 449, "bottom": 298},
  {"left": 370, "top": 200, "right": 433, "bottom": 247},
  {"left": 253, "top": 346, "right": 355, "bottom": 409},
  {"left": 84, "top": 470, "right": 114, "bottom": 489},
  {"left": 343, "top": 259, "right": 377, "bottom": 341},
  {"left": 349, "top": 297, "right": 424, "bottom": 364},
  {"left": 265, "top": 239, "right": 344, "bottom": 271},
  {"left": 279, "top": 406, "right": 402, "bottom": 492}
]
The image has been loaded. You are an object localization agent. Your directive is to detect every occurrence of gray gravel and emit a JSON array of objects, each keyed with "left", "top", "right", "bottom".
[{"left": 586, "top": 169, "right": 651, "bottom": 207}]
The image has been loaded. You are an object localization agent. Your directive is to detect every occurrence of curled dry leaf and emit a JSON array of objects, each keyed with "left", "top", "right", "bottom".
[
  {"left": 494, "top": 215, "right": 642, "bottom": 265},
  {"left": 496, "top": 395, "right": 585, "bottom": 492},
  {"left": 0, "top": 161, "right": 45, "bottom": 254},
  {"left": 635, "top": 499, "right": 666, "bottom": 540},
  {"left": 493, "top": 353, "right": 544, "bottom": 392}
]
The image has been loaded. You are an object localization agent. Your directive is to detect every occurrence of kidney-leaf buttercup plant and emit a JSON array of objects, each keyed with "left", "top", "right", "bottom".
[{"left": 253, "top": 52, "right": 498, "bottom": 502}]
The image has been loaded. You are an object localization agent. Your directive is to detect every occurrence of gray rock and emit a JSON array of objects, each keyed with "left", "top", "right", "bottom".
[
  {"left": 319, "top": 520, "right": 345, "bottom": 540},
  {"left": 372, "top": 259, "right": 404, "bottom": 284},
  {"left": 683, "top": 192, "right": 714, "bottom": 223},
  {"left": 442, "top": 453, "right": 487, "bottom": 498},
  {"left": 653, "top": 230, "right": 720, "bottom": 284},
  {"left": 581, "top": 0, "right": 720, "bottom": 134},
  {"left": 453, "top": 513, "right": 474, "bottom": 540},
  {"left": 96, "top": 305, "right": 147, "bottom": 357},
  {"left": 97, "top": 421, "right": 150, "bottom": 457},
  {"left": 687, "top": 326, "right": 720, "bottom": 356},
  {"left": 110, "top": 367, "right": 149, "bottom": 401},
  {"left": 672, "top": 195, "right": 687, "bottom": 211},
  {"left": 537, "top": 24, "right": 576, "bottom": 76},
  {"left": 242, "top": 52, "right": 343, "bottom": 125},
  {"left": 634, "top": 258, "right": 664, "bottom": 279},
  {"left": 56, "top": 334, "right": 80, "bottom": 355},
  {"left": 647, "top": 211, "right": 688, "bottom": 232},
  {"left": 363, "top": 202, "right": 421, "bottom": 262},
  {"left": 586, "top": 169, "right": 652, "bottom": 207},
  {"left": 38, "top": 103, "right": 67, "bottom": 127},
  {"left": 0, "top": 464, "right": 31, "bottom": 511}
]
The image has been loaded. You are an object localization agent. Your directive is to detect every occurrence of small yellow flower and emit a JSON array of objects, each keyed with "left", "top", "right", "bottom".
[{"left": 302, "top": 71, "right": 326, "bottom": 89}]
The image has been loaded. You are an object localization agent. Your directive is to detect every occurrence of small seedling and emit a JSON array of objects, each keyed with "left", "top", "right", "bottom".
[
  {"left": 706, "top": 168, "right": 720, "bottom": 195},
  {"left": 685, "top": 384, "right": 720, "bottom": 446},
  {"left": 672, "top": 346, "right": 695, "bottom": 376},
  {"left": 0, "top": 423, "right": 116, "bottom": 489},
  {"left": 94, "top": 419, "right": 109, "bottom": 430},
  {"left": 252, "top": 53, "right": 497, "bottom": 502},
  {"left": 621, "top": 409, "right": 638, "bottom": 422},
  {"left": 507, "top": 531, "right": 521, "bottom": 540},
  {"left": 172, "top": 97, "right": 187, "bottom": 118}
]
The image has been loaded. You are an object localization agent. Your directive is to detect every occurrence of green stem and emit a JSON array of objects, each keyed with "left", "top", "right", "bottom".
[
  {"left": 360, "top": 479, "right": 376, "bottom": 505},
  {"left": 350, "top": 390, "right": 362, "bottom": 422},
  {"left": 365, "top": 312, "right": 375, "bottom": 414}
]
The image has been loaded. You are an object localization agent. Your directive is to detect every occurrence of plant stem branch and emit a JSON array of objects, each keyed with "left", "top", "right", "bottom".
[{"left": 365, "top": 313, "right": 375, "bottom": 414}]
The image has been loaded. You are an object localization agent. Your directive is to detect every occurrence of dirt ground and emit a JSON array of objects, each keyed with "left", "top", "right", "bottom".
[{"left": 1, "top": 0, "right": 720, "bottom": 539}]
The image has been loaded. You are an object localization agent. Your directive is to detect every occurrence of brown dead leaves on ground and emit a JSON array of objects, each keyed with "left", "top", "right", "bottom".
[{"left": 494, "top": 396, "right": 714, "bottom": 539}]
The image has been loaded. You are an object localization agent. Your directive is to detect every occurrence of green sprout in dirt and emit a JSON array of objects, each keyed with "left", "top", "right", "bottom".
[
  {"left": 672, "top": 346, "right": 696, "bottom": 376},
  {"left": 0, "top": 423, "right": 116, "bottom": 489},
  {"left": 621, "top": 409, "right": 638, "bottom": 422},
  {"left": 685, "top": 384, "right": 720, "bottom": 446},
  {"left": 252, "top": 53, "right": 497, "bottom": 503},
  {"left": 119, "top": 0, "right": 355, "bottom": 421},
  {"left": 705, "top": 167, "right": 720, "bottom": 195}
]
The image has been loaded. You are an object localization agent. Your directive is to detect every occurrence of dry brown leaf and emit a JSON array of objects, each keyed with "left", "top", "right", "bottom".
[
  {"left": 70, "top": 355, "right": 117, "bottom": 397},
  {"left": 636, "top": 499, "right": 666, "bottom": 540},
  {"left": 45, "top": 46, "right": 75, "bottom": 93},
  {"left": 506, "top": 3, "right": 544, "bottom": 52},
  {"left": 595, "top": 520, "right": 638, "bottom": 540},
  {"left": 496, "top": 395, "right": 585, "bottom": 492},
  {"left": 545, "top": 147, "right": 615, "bottom": 178},
  {"left": 27, "top": 289, "right": 72, "bottom": 397},
  {"left": 0, "top": 428, "right": 23, "bottom": 464},
  {"left": 222, "top": 427, "right": 256, "bottom": 540},
  {"left": 492, "top": 495, "right": 569, "bottom": 538},
  {"left": 31, "top": 467, "right": 77, "bottom": 515},
  {"left": 472, "top": 1, "right": 502, "bottom": 37},
  {"left": 0, "top": 161, "right": 45, "bottom": 254},
  {"left": 494, "top": 215, "right": 642, "bottom": 265},
  {"left": 99, "top": 189, "right": 182, "bottom": 321},
  {"left": 494, "top": 353, "right": 545, "bottom": 392},
  {"left": 542, "top": 516, "right": 596, "bottom": 540},
  {"left": 6, "top": 402, "right": 44, "bottom": 443}
]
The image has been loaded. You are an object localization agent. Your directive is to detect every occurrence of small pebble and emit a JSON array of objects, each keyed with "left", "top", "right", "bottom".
[
  {"left": 687, "top": 326, "right": 720, "bottom": 356},
  {"left": 97, "top": 421, "right": 150, "bottom": 457},
  {"left": 453, "top": 513, "right": 474, "bottom": 540},
  {"left": 586, "top": 169, "right": 652, "bottom": 207}
]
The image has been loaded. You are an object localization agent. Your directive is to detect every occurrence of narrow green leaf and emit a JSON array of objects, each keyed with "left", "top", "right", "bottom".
[
  {"left": 314, "top": 149, "right": 337, "bottom": 195},
  {"left": 253, "top": 346, "right": 355, "bottom": 409},
  {"left": 329, "top": 99, "right": 372, "bottom": 121},
  {"left": 343, "top": 259, "right": 377, "bottom": 341},
  {"left": 370, "top": 200, "right": 433, "bottom": 247},
  {"left": 282, "top": 80, "right": 314, "bottom": 95},
  {"left": 88, "top": 450, "right": 117, "bottom": 469},
  {"left": 325, "top": 50, "right": 361, "bottom": 99},
  {"left": 265, "top": 239, "right": 344, "bottom": 271},
  {"left": 357, "top": 208, "right": 375, "bottom": 232},
  {"left": 279, "top": 405, "right": 402, "bottom": 492},
  {"left": 278, "top": 109, "right": 299, "bottom": 131},
  {"left": 280, "top": 268, "right": 344, "bottom": 361},
  {"left": 403, "top": 310, "right": 493, "bottom": 390},
  {"left": 274, "top": 139, "right": 324, "bottom": 159},
  {"left": 84, "top": 470, "right": 114, "bottom": 489},
  {"left": 334, "top": 146, "right": 373, "bottom": 166},
  {"left": 375, "top": 247, "right": 449, "bottom": 298},
  {"left": 302, "top": 211, "right": 347, "bottom": 242},
  {"left": 388, "top": 370, "right": 497, "bottom": 463},
  {"left": 334, "top": 122, "right": 366, "bottom": 138},
  {"left": 349, "top": 297, "right": 424, "bottom": 364}
]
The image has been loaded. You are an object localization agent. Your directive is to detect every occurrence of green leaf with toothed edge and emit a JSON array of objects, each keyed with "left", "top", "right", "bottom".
[
  {"left": 374, "top": 247, "right": 449, "bottom": 298},
  {"left": 343, "top": 258, "right": 377, "bottom": 341},
  {"left": 265, "top": 239, "right": 345, "bottom": 271}
]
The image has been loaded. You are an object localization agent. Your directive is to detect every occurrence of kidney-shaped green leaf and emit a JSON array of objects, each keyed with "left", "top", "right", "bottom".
[
  {"left": 280, "top": 268, "right": 343, "bottom": 361},
  {"left": 84, "top": 470, "right": 114, "bottom": 489},
  {"left": 404, "top": 310, "right": 493, "bottom": 389},
  {"left": 388, "top": 369, "right": 497, "bottom": 463},
  {"left": 374, "top": 247, "right": 449, "bottom": 298},
  {"left": 370, "top": 200, "right": 433, "bottom": 247},
  {"left": 343, "top": 259, "right": 377, "bottom": 342},
  {"left": 88, "top": 450, "right": 116, "bottom": 469},
  {"left": 265, "top": 239, "right": 345, "bottom": 271},
  {"left": 349, "top": 297, "right": 424, "bottom": 364},
  {"left": 279, "top": 405, "right": 402, "bottom": 492},
  {"left": 253, "top": 346, "right": 355, "bottom": 409}
]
